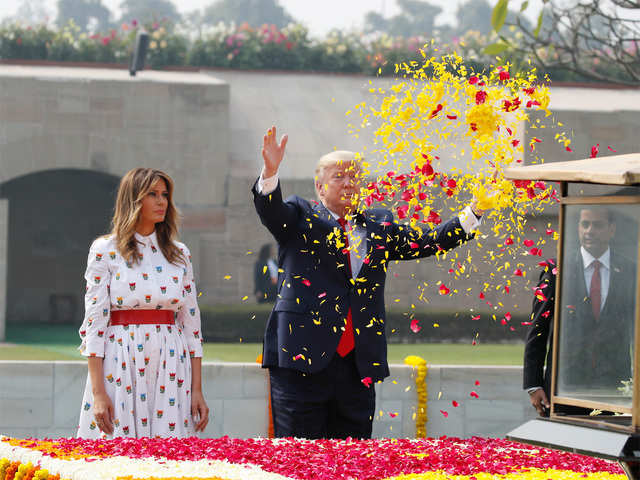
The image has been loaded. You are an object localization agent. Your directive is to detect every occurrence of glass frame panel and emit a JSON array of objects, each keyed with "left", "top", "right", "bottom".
[{"left": 551, "top": 192, "right": 640, "bottom": 433}]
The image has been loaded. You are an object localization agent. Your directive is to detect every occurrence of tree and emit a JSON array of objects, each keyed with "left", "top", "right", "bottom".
[
  {"left": 455, "top": 0, "right": 531, "bottom": 37},
  {"left": 202, "top": 0, "right": 295, "bottom": 28},
  {"left": 56, "top": 0, "right": 111, "bottom": 31},
  {"left": 364, "top": 0, "right": 447, "bottom": 37},
  {"left": 12, "top": 0, "right": 52, "bottom": 24},
  {"left": 491, "top": 0, "right": 640, "bottom": 85},
  {"left": 119, "top": 0, "right": 181, "bottom": 25}
]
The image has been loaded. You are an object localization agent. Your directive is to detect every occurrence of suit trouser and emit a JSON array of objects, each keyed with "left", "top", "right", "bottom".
[{"left": 269, "top": 351, "right": 376, "bottom": 439}]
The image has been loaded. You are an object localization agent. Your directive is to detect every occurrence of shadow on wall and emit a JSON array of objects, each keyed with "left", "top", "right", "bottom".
[{"left": 0, "top": 169, "right": 119, "bottom": 325}]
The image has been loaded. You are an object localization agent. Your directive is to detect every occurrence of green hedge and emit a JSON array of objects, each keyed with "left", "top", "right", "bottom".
[{"left": 200, "top": 304, "right": 528, "bottom": 344}]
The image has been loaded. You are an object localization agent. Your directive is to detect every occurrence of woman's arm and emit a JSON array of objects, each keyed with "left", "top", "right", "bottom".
[
  {"left": 87, "top": 356, "right": 114, "bottom": 434},
  {"left": 176, "top": 243, "right": 209, "bottom": 432},
  {"left": 80, "top": 238, "right": 115, "bottom": 434},
  {"left": 190, "top": 357, "right": 209, "bottom": 432}
]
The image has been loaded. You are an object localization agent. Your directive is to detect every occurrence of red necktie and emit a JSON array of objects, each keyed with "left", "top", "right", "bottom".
[
  {"left": 336, "top": 218, "right": 355, "bottom": 357},
  {"left": 590, "top": 260, "right": 601, "bottom": 321}
]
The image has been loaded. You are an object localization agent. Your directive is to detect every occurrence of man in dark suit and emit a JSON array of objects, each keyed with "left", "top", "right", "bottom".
[
  {"left": 523, "top": 207, "right": 635, "bottom": 416},
  {"left": 253, "top": 126, "right": 484, "bottom": 438}
]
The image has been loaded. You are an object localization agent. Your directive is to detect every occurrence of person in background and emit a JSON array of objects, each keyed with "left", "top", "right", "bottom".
[
  {"left": 523, "top": 207, "right": 635, "bottom": 416},
  {"left": 255, "top": 243, "right": 278, "bottom": 303},
  {"left": 77, "top": 168, "right": 209, "bottom": 438}
]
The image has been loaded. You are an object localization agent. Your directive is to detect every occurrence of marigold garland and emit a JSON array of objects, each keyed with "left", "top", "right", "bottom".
[
  {"left": 0, "top": 459, "right": 62, "bottom": 480},
  {"left": 404, "top": 355, "right": 428, "bottom": 438}
]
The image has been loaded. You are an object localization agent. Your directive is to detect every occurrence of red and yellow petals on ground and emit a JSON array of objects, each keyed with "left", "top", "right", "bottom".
[{"left": 0, "top": 435, "right": 625, "bottom": 480}]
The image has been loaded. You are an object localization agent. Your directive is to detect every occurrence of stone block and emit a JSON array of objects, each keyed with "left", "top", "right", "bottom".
[
  {"left": 439, "top": 366, "right": 523, "bottom": 400},
  {"left": 201, "top": 398, "right": 224, "bottom": 438},
  {"left": 202, "top": 363, "right": 244, "bottom": 399},
  {"left": 401, "top": 400, "right": 418, "bottom": 437},
  {"left": 222, "top": 398, "right": 268, "bottom": 438},
  {"left": 57, "top": 87, "right": 90, "bottom": 114},
  {"left": 372, "top": 420, "right": 403, "bottom": 439},
  {"left": 87, "top": 80, "right": 130, "bottom": 99},
  {"left": 378, "top": 366, "right": 418, "bottom": 401},
  {"left": 0, "top": 427, "right": 36, "bottom": 438},
  {"left": 0, "top": 362, "right": 53, "bottom": 399},
  {"left": 49, "top": 134, "right": 91, "bottom": 170},
  {"left": 0, "top": 398, "right": 52, "bottom": 428},
  {"left": 0, "top": 139, "right": 36, "bottom": 183},
  {"left": 89, "top": 96, "right": 124, "bottom": 114},
  {"left": 376, "top": 400, "right": 403, "bottom": 423},
  {"left": 53, "top": 362, "right": 87, "bottom": 428},
  {"left": 464, "top": 399, "right": 525, "bottom": 438},
  {"left": 242, "top": 364, "right": 269, "bottom": 398},
  {"left": 200, "top": 81, "right": 230, "bottom": 104},
  {"left": 182, "top": 208, "right": 226, "bottom": 233},
  {"left": 0, "top": 96, "right": 43, "bottom": 123},
  {"left": 467, "top": 398, "right": 526, "bottom": 422},
  {"left": 227, "top": 177, "right": 255, "bottom": 207},
  {"left": 37, "top": 427, "right": 77, "bottom": 438},
  {"left": 4, "top": 123, "right": 42, "bottom": 145},
  {"left": 426, "top": 400, "right": 465, "bottom": 438},
  {"left": 185, "top": 170, "right": 225, "bottom": 206}
]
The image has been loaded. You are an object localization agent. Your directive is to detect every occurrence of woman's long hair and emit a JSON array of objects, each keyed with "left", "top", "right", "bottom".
[{"left": 110, "top": 168, "right": 185, "bottom": 266}]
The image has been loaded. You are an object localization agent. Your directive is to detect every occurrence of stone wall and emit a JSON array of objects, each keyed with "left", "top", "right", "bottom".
[
  {"left": 0, "top": 66, "right": 230, "bottom": 334},
  {"left": 0, "top": 361, "right": 536, "bottom": 439},
  {"left": 1, "top": 65, "right": 639, "bottom": 343}
]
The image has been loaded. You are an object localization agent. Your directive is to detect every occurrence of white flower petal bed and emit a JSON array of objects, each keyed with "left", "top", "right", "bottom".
[{"left": 0, "top": 436, "right": 293, "bottom": 480}]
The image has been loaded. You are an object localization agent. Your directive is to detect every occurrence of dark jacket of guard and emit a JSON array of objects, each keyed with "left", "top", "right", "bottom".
[
  {"left": 254, "top": 260, "right": 277, "bottom": 303},
  {"left": 524, "top": 252, "right": 635, "bottom": 401},
  {"left": 253, "top": 180, "right": 474, "bottom": 382}
]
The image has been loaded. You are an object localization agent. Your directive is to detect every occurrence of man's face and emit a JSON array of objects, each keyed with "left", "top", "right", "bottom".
[
  {"left": 316, "top": 162, "right": 361, "bottom": 217},
  {"left": 578, "top": 209, "right": 616, "bottom": 258}
]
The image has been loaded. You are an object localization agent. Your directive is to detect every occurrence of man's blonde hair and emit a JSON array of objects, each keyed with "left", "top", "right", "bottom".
[{"left": 315, "top": 150, "right": 362, "bottom": 182}]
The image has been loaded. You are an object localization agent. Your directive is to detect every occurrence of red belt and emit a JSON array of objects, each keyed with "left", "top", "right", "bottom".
[{"left": 110, "top": 309, "right": 174, "bottom": 326}]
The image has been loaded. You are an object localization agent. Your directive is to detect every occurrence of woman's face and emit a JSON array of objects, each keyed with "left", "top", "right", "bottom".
[{"left": 139, "top": 178, "right": 169, "bottom": 226}]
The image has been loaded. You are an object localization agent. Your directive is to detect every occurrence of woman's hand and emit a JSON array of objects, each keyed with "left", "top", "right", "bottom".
[
  {"left": 92, "top": 391, "right": 115, "bottom": 435},
  {"left": 191, "top": 390, "right": 210, "bottom": 432},
  {"left": 262, "top": 125, "right": 288, "bottom": 179}
]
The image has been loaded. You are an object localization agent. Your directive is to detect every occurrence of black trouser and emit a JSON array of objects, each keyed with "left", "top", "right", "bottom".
[{"left": 269, "top": 352, "right": 376, "bottom": 439}]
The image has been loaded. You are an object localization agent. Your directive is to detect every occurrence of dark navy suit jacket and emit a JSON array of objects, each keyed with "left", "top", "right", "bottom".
[
  {"left": 524, "top": 252, "right": 635, "bottom": 396},
  {"left": 253, "top": 180, "right": 475, "bottom": 382}
]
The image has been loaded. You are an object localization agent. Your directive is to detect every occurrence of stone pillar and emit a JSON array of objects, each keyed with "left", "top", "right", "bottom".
[{"left": 0, "top": 199, "right": 7, "bottom": 341}]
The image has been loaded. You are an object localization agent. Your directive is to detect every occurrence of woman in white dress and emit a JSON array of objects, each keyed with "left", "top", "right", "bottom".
[{"left": 77, "top": 168, "right": 209, "bottom": 438}]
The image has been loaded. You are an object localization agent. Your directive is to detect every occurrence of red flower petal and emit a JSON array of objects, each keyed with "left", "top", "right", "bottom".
[{"left": 410, "top": 319, "right": 421, "bottom": 333}]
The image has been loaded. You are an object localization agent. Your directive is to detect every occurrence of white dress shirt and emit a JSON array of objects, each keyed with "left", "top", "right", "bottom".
[
  {"left": 581, "top": 246, "right": 610, "bottom": 312},
  {"left": 257, "top": 169, "right": 481, "bottom": 279},
  {"left": 267, "top": 258, "right": 278, "bottom": 280}
]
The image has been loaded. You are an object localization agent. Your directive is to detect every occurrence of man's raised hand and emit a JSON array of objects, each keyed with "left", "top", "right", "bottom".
[{"left": 262, "top": 126, "right": 288, "bottom": 178}]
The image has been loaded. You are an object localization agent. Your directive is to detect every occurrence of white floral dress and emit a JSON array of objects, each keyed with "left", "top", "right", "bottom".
[{"left": 77, "top": 231, "right": 203, "bottom": 439}]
